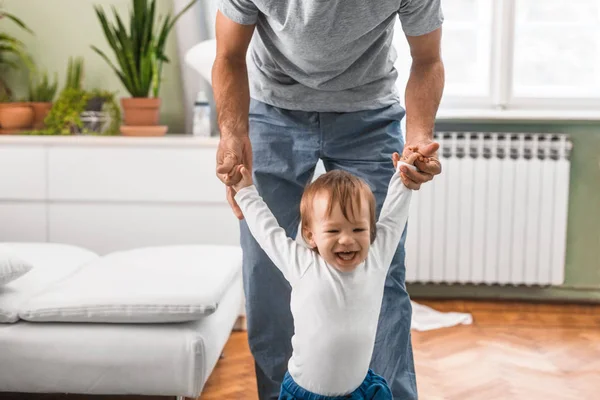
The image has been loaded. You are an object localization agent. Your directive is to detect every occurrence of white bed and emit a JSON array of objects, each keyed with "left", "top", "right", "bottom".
[{"left": 0, "top": 275, "right": 241, "bottom": 397}]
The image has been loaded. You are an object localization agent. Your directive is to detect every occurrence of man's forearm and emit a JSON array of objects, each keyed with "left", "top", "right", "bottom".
[
  {"left": 212, "top": 56, "right": 251, "bottom": 138},
  {"left": 404, "top": 59, "right": 445, "bottom": 144}
]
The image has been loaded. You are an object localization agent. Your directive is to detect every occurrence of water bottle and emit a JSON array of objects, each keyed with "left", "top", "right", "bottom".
[{"left": 193, "top": 91, "right": 211, "bottom": 136}]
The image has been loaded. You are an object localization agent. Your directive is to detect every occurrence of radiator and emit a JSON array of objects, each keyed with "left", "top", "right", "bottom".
[{"left": 405, "top": 132, "right": 572, "bottom": 286}]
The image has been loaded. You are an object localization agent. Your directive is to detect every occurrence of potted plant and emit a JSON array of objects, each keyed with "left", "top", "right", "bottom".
[
  {"left": 92, "top": 0, "right": 197, "bottom": 136},
  {"left": 28, "top": 69, "right": 58, "bottom": 129},
  {"left": 61, "top": 56, "right": 104, "bottom": 113},
  {"left": 21, "top": 53, "right": 121, "bottom": 137},
  {"left": 63, "top": 56, "right": 83, "bottom": 91},
  {"left": 25, "top": 87, "right": 120, "bottom": 136},
  {"left": 0, "top": 7, "right": 34, "bottom": 132}
]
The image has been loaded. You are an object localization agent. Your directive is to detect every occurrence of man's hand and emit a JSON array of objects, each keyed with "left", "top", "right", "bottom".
[
  {"left": 216, "top": 134, "right": 253, "bottom": 220},
  {"left": 399, "top": 139, "right": 441, "bottom": 190}
]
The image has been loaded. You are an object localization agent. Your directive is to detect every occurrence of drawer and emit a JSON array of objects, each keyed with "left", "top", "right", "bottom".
[
  {"left": 47, "top": 146, "right": 226, "bottom": 203},
  {"left": 0, "top": 146, "right": 46, "bottom": 200},
  {"left": 0, "top": 203, "right": 47, "bottom": 242},
  {"left": 48, "top": 203, "right": 240, "bottom": 255}
]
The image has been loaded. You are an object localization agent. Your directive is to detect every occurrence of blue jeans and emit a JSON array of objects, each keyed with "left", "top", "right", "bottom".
[
  {"left": 279, "top": 370, "right": 392, "bottom": 400},
  {"left": 240, "top": 99, "right": 417, "bottom": 400}
]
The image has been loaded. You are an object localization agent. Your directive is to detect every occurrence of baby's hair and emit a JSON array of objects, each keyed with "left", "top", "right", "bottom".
[{"left": 300, "top": 170, "right": 377, "bottom": 244}]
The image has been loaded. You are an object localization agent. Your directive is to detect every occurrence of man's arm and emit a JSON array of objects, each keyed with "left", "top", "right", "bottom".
[
  {"left": 213, "top": 11, "right": 254, "bottom": 141},
  {"left": 213, "top": 11, "right": 256, "bottom": 219},
  {"left": 401, "top": 27, "right": 445, "bottom": 189},
  {"left": 405, "top": 28, "right": 444, "bottom": 146}
]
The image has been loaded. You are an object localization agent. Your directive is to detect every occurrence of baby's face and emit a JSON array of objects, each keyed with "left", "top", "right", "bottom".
[{"left": 305, "top": 192, "right": 372, "bottom": 272}]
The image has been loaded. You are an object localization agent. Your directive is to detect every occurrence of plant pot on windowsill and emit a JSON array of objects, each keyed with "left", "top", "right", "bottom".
[
  {"left": 81, "top": 96, "right": 107, "bottom": 133},
  {"left": 86, "top": 96, "right": 105, "bottom": 112},
  {"left": 92, "top": 0, "right": 197, "bottom": 138},
  {"left": 30, "top": 102, "right": 53, "bottom": 130},
  {"left": 119, "top": 97, "right": 168, "bottom": 136},
  {"left": 0, "top": 102, "right": 34, "bottom": 133}
]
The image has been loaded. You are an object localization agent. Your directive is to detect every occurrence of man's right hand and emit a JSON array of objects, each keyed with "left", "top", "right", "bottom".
[{"left": 216, "top": 134, "right": 253, "bottom": 220}]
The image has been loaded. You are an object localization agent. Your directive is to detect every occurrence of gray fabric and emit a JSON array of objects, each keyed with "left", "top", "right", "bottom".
[{"left": 218, "top": 0, "right": 443, "bottom": 112}]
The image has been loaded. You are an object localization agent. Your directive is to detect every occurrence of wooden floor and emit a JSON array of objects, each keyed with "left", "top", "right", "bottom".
[{"left": 200, "top": 300, "right": 600, "bottom": 400}]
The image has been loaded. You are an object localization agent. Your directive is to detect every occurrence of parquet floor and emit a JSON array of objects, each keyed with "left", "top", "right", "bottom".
[{"left": 200, "top": 300, "right": 600, "bottom": 400}]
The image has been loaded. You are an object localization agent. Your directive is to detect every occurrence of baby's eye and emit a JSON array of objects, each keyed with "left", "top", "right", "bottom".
[
  {"left": 326, "top": 230, "right": 339, "bottom": 234},
  {"left": 354, "top": 228, "right": 367, "bottom": 232}
]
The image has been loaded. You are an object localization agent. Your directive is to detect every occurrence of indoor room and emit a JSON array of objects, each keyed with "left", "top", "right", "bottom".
[{"left": 0, "top": 1, "right": 598, "bottom": 400}]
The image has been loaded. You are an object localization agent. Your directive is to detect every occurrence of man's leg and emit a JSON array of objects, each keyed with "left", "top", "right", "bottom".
[
  {"left": 241, "top": 99, "right": 321, "bottom": 400},
  {"left": 320, "top": 102, "right": 418, "bottom": 400}
]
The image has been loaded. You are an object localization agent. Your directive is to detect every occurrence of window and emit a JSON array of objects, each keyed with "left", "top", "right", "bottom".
[
  {"left": 513, "top": 0, "right": 600, "bottom": 100},
  {"left": 392, "top": 0, "right": 600, "bottom": 120}
]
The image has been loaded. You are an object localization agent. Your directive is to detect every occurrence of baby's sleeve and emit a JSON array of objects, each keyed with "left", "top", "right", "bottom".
[
  {"left": 374, "top": 162, "right": 415, "bottom": 270},
  {"left": 234, "top": 185, "right": 314, "bottom": 284}
]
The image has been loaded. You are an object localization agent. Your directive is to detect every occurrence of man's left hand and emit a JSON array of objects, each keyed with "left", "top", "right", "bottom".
[{"left": 399, "top": 138, "right": 442, "bottom": 190}]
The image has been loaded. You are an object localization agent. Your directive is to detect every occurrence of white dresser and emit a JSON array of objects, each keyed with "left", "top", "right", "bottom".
[{"left": 0, "top": 135, "right": 240, "bottom": 255}]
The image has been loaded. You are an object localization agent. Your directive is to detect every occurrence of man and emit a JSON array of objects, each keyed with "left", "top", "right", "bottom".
[{"left": 213, "top": 1, "right": 444, "bottom": 398}]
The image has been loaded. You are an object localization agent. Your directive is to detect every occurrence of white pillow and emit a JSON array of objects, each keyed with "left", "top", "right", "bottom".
[
  {"left": 20, "top": 245, "right": 243, "bottom": 323},
  {"left": 0, "top": 247, "right": 33, "bottom": 286},
  {"left": 0, "top": 242, "right": 99, "bottom": 323}
]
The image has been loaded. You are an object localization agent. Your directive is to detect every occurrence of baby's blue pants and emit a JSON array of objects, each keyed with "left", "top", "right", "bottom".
[{"left": 279, "top": 369, "right": 392, "bottom": 400}]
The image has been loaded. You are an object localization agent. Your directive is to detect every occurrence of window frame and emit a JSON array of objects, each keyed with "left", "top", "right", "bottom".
[{"left": 425, "top": 0, "right": 600, "bottom": 121}]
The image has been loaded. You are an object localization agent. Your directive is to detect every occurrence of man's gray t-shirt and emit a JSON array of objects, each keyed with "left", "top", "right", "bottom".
[{"left": 218, "top": 0, "right": 443, "bottom": 112}]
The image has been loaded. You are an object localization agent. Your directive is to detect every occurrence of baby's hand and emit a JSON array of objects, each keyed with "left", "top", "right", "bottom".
[
  {"left": 232, "top": 164, "right": 253, "bottom": 192},
  {"left": 392, "top": 150, "right": 421, "bottom": 189},
  {"left": 392, "top": 150, "right": 421, "bottom": 170}
]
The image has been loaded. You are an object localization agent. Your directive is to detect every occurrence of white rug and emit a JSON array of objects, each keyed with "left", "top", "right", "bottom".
[{"left": 410, "top": 301, "right": 473, "bottom": 331}]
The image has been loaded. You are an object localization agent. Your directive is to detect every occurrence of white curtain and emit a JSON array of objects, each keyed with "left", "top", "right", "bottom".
[{"left": 173, "top": 0, "right": 218, "bottom": 134}]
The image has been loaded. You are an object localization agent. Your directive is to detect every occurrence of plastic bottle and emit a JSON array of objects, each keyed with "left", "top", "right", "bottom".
[{"left": 193, "top": 91, "right": 211, "bottom": 136}]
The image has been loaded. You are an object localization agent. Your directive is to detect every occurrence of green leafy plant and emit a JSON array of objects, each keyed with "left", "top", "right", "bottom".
[
  {"left": 21, "top": 53, "right": 122, "bottom": 136},
  {"left": 64, "top": 56, "right": 84, "bottom": 91},
  {"left": 24, "top": 88, "right": 121, "bottom": 136},
  {"left": 50, "top": 89, "right": 120, "bottom": 135},
  {"left": 41, "top": 88, "right": 89, "bottom": 134},
  {"left": 0, "top": 8, "right": 34, "bottom": 101},
  {"left": 91, "top": 0, "right": 197, "bottom": 98},
  {"left": 29, "top": 70, "right": 59, "bottom": 102}
]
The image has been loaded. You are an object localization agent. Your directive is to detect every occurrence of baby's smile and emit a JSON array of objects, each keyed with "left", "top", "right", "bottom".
[
  {"left": 306, "top": 192, "right": 372, "bottom": 272},
  {"left": 336, "top": 251, "right": 357, "bottom": 261}
]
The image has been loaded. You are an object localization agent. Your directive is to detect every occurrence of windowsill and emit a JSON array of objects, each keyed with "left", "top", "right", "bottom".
[
  {"left": 435, "top": 108, "right": 600, "bottom": 123},
  {"left": 1, "top": 108, "right": 598, "bottom": 148},
  {"left": 0, "top": 134, "right": 220, "bottom": 147}
]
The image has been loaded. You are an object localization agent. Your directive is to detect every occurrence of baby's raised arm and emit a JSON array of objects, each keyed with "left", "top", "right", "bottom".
[
  {"left": 233, "top": 166, "right": 314, "bottom": 285},
  {"left": 374, "top": 152, "right": 419, "bottom": 268}
]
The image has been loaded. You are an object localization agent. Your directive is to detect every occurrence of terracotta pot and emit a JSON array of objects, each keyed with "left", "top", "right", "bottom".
[
  {"left": 30, "top": 102, "right": 53, "bottom": 130},
  {"left": 121, "top": 97, "right": 160, "bottom": 126},
  {"left": 120, "top": 125, "right": 168, "bottom": 137},
  {"left": 0, "top": 102, "right": 34, "bottom": 130}
]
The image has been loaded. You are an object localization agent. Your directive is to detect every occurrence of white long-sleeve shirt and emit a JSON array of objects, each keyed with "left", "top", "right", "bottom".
[{"left": 234, "top": 163, "right": 414, "bottom": 396}]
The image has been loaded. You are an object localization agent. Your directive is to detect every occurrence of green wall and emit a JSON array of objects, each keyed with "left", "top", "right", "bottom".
[{"left": 2, "top": 0, "right": 186, "bottom": 133}]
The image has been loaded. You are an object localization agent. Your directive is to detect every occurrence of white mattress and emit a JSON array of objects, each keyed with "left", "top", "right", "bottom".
[{"left": 0, "top": 272, "right": 242, "bottom": 397}]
